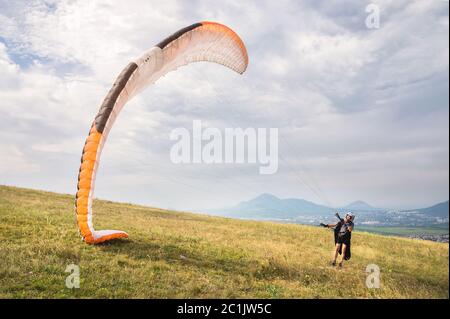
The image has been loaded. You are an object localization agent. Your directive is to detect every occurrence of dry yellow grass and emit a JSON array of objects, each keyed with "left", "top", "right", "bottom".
[{"left": 0, "top": 185, "right": 448, "bottom": 298}]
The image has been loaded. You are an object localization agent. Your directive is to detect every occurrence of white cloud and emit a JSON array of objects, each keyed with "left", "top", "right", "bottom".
[{"left": 0, "top": 145, "right": 39, "bottom": 174}]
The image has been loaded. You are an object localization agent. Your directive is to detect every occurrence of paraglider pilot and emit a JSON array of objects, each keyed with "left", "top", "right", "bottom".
[{"left": 320, "top": 212, "right": 355, "bottom": 267}]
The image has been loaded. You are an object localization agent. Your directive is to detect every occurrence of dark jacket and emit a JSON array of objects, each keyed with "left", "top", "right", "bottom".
[{"left": 334, "top": 219, "right": 352, "bottom": 260}]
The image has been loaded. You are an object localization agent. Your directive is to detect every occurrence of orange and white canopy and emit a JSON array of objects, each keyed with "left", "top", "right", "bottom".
[{"left": 75, "top": 22, "right": 249, "bottom": 244}]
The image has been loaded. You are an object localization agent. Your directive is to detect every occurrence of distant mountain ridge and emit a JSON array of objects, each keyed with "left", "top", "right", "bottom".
[
  {"left": 342, "top": 200, "right": 380, "bottom": 211},
  {"left": 412, "top": 201, "right": 449, "bottom": 217},
  {"left": 207, "top": 194, "right": 449, "bottom": 221},
  {"left": 211, "top": 193, "right": 334, "bottom": 219}
]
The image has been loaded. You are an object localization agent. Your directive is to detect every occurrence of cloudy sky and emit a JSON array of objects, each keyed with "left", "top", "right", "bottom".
[{"left": 0, "top": 0, "right": 448, "bottom": 211}]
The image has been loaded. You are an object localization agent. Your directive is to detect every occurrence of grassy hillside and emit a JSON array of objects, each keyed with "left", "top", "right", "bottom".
[{"left": 0, "top": 185, "right": 448, "bottom": 298}]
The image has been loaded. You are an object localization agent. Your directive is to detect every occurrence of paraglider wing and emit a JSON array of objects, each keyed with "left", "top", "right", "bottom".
[{"left": 75, "top": 22, "right": 248, "bottom": 244}]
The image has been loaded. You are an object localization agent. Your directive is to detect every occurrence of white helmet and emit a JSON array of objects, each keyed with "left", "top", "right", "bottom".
[{"left": 346, "top": 212, "right": 355, "bottom": 221}]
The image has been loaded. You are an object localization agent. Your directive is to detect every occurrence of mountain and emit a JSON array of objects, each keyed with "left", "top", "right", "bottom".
[
  {"left": 342, "top": 200, "right": 380, "bottom": 212},
  {"left": 210, "top": 193, "right": 334, "bottom": 219},
  {"left": 416, "top": 201, "right": 449, "bottom": 217}
]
